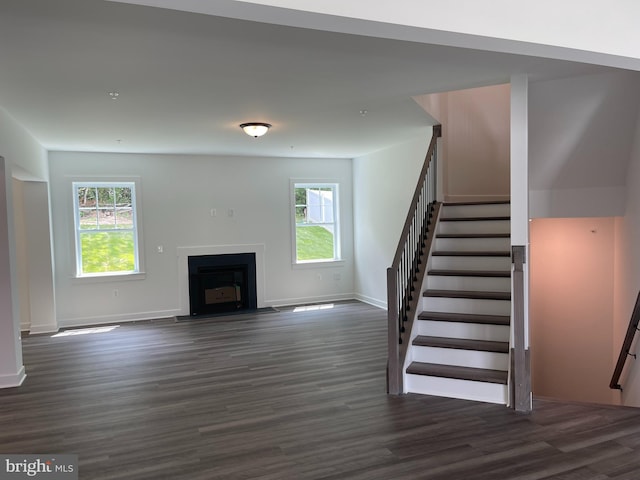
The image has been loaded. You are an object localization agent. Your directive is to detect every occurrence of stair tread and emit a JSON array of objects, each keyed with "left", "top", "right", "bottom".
[
  {"left": 412, "top": 335, "right": 509, "bottom": 353},
  {"left": 428, "top": 269, "right": 511, "bottom": 277},
  {"left": 436, "top": 233, "right": 511, "bottom": 238},
  {"left": 424, "top": 289, "right": 511, "bottom": 300},
  {"left": 432, "top": 251, "right": 511, "bottom": 257},
  {"left": 440, "top": 216, "right": 510, "bottom": 222},
  {"left": 406, "top": 362, "right": 508, "bottom": 384},
  {"left": 444, "top": 201, "right": 510, "bottom": 206},
  {"left": 419, "top": 311, "right": 510, "bottom": 325}
]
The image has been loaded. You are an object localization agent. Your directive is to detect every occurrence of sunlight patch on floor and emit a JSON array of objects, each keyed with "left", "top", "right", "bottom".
[
  {"left": 52, "top": 325, "right": 120, "bottom": 337},
  {"left": 293, "top": 304, "right": 334, "bottom": 313}
]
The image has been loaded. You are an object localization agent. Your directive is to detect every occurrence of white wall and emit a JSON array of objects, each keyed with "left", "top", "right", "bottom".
[
  {"left": 21, "top": 181, "right": 57, "bottom": 334},
  {"left": 0, "top": 109, "right": 48, "bottom": 387},
  {"left": 525, "top": 71, "right": 640, "bottom": 406},
  {"left": 530, "top": 187, "right": 626, "bottom": 218},
  {"left": 615, "top": 105, "right": 640, "bottom": 407},
  {"left": 415, "top": 84, "right": 510, "bottom": 201},
  {"left": 530, "top": 217, "right": 618, "bottom": 405},
  {"left": 0, "top": 108, "right": 48, "bottom": 182},
  {"left": 12, "top": 180, "right": 30, "bottom": 332},
  {"left": 48, "top": 151, "right": 354, "bottom": 326},
  {"left": 0, "top": 157, "right": 24, "bottom": 387},
  {"left": 114, "top": 1, "right": 640, "bottom": 69},
  {"left": 247, "top": 1, "right": 640, "bottom": 62},
  {"left": 529, "top": 71, "right": 640, "bottom": 218},
  {"left": 1, "top": 108, "right": 56, "bottom": 335},
  {"left": 352, "top": 130, "right": 431, "bottom": 308}
]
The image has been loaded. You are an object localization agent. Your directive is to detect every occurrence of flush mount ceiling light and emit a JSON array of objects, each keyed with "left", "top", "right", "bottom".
[{"left": 240, "top": 122, "right": 271, "bottom": 138}]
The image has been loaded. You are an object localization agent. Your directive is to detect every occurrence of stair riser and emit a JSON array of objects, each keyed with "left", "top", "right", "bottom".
[
  {"left": 434, "top": 237, "right": 511, "bottom": 252},
  {"left": 426, "top": 275, "right": 511, "bottom": 292},
  {"left": 438, "top": 220, "right": 510, "bottom": 235},
  {"left": 429, "top": 256, "right": 511, "bottom": 271},
  {"left": 415, "top": 320, "right": 510, "bottom": 342},
  {"left": 403, "top": 202, "right": 512, "bottom": 406},
  {"left": 410, "top": 346, "right": 509, "bottom": 370},
  {"left": 404, "top": 374, "right": 509, "bottom": 404},
  {"left": 442, "top": 204, "right": 510, "bottom": 218},
  {"left": 422, "top": 296, "right": 511, "bottom": 316}
]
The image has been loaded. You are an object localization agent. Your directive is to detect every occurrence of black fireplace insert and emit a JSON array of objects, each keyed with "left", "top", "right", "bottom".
[{"left": 188, "top": 253, "right": 257, "bottom": 316}]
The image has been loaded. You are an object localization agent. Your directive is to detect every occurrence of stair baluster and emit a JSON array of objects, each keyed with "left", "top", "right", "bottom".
[{"left": 387, "top": 125, "right": 441, "bottom": 394}]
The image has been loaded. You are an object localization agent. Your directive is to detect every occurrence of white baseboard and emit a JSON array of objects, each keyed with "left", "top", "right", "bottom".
[
  {"left": 354, "top": 293, "right": 386, "bottom": 310},
  {"left": 20, "top": 322, "right": 30, "bottom": 332},
  {"left": 266, "top": 293, "right": 355, "bottom": 308},
  {"left": 0, "top": 365, "right": 26, "bottom": 389},
  {"left": 56, "top": 296, "right": 376, "bottom": 327},
  {"left": 29, "top": 325, "right": 59, "bottom": 335},
  {"left": 58, "top": 309, "right": 181, "bottom": 329}
]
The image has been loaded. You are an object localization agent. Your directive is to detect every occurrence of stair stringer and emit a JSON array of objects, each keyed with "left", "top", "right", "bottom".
[{"left": 402, "top": 202, "right": 512, "bottom": 405}]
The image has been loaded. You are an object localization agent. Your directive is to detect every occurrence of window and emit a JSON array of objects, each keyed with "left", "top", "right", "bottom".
[
  {"left": 293, "top": 182, "right": 340, "bottom": 263},
  {"left": 73, "top": 182, "right": 141, "bottom": 277}
]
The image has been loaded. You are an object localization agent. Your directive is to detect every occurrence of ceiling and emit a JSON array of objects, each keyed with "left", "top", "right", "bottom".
[{"left": 0, "top": 0, "right": 623, "bottom": 158}]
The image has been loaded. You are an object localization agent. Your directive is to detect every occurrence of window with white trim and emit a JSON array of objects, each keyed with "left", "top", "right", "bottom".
[
  {"left": 292, "top": 182, "right": 340, "bottom": 263},
  {"left": 72, "top": 182, "right": 141, "bottom": 277}
]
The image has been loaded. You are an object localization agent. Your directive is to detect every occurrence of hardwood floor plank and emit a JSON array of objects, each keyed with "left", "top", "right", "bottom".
[{"left": 1, "top": 300, "right": 640, "bottom": 479}]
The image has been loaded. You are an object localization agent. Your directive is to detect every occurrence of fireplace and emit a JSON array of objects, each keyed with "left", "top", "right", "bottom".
[{"left": 188, "top": 253, "right": 257, "bottom": 316}]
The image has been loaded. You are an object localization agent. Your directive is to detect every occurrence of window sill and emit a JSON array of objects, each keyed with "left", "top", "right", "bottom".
[
  {"left": 71, "top": 272, "right": 146, "bottom": 284},
  {"left": 292, "top": 259, "right": 345, "bottom": 269}
]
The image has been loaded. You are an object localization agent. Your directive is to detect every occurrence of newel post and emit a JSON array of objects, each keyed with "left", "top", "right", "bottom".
[
  {"left": 387, "top": 267, "right": 402, "bottom": 394},
  {"left": 511, "top": 246, "right": 531, "bottom": 413}
]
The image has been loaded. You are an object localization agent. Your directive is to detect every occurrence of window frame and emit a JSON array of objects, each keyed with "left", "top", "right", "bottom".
[
  {"left": 290, "top": 180, "right": 342, "bottom": 265},
  {"left": 71, "top": 179, "right": 144, "bottom": 279}
]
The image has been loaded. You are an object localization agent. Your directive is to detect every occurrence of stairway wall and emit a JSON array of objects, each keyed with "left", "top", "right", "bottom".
[
  {"left": 414, "top": 84, "right": 511, "bottom": 201},
  {"left": 528, "top": 71, "right": 639, "bottom": 218},
  {"left": 353, "top": 130, "right": 432, "bottom": 308},
  {"left": 616, "top": 106, "right": 640, "bottom": 407},
  {"left": 530, "top": 217, "right": 618, "bottom": 405}
]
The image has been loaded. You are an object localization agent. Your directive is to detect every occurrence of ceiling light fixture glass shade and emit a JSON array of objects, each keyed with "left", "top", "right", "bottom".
[{"left": 240, "top": 122, "right": 271, "bottom": 137}]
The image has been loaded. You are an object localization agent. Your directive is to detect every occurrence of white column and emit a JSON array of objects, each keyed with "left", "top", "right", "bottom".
[
  {"left": 0, "top": 156, "right": 26, "bottom": 388},
  {"left": 510, "top": 74, "right": 531, "bottom": 412},
  {"left": 510, "top": 74, "right": 530, "bottom": 344},
  {"left": 510, "top": 76, "right": 529, "bottom": 242}
]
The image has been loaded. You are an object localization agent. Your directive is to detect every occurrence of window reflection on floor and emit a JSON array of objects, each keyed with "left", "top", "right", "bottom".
[
  {"left": 293, "top": 303, "right": 334, "bottom": 313},
  {"left": 52, "top": 325, "right": 120, "bottom": 337}
]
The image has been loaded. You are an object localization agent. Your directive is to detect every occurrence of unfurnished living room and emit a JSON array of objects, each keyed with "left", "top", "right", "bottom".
[{"left": 2, "top": 1, "right": 640, "bottom": 479}]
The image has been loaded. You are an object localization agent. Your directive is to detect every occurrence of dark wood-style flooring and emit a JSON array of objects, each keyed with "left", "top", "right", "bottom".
[{"left": 2, "top": 301, "right": 640, "bottom": 479}]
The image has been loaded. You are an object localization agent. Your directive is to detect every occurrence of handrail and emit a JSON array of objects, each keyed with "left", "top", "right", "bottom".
[
  {"left": 610, "top": 290, "right": 640, "bottom": 390},
  {"left": 387, "top": 125, "right": 441, "bottom": 394}
]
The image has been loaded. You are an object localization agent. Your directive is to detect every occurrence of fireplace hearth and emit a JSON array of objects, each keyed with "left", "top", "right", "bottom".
[{"left": 188, "top": 253, "right": 257, "bottom": 316}]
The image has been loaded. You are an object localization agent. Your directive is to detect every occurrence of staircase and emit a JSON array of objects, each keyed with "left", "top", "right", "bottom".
[{"left": 404, "top": 201, "right": 511, "bottom": 404}]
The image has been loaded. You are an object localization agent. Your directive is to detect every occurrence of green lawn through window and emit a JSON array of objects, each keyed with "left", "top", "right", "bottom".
[
  {"left": 296, "top": 226, "right": 335, "bottom": 261},
  {"left": 81, "top": 231, "right": 135, "bottom": 274},
  {"left": 81, "top": 225, "right": 333, "bottom": 271}
]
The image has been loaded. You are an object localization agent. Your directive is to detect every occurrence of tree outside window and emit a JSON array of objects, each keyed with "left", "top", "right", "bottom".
[{"left": 73, "top": 182, "right": 140, "bottom": 276}]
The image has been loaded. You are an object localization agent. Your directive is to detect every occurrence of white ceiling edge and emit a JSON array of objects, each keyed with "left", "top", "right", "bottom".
[{"left": 105, "top": 0, "right": 640, "bottom": 71}]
